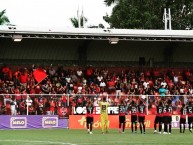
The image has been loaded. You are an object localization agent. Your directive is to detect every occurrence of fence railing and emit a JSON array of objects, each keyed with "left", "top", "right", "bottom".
[{"left": 0, "top": 94, "right": 189, "bottom": 116}]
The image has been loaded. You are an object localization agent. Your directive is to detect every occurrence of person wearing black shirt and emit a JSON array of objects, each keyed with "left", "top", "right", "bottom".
[
  {"left": 138, "top": 100, "right": 146, "bottom": 134},
  {"left": 129, "top": 101, "right": 138, "bottom": 133},
  {"left": 118, "top": 99, "right": 127, "bottom": 133},
  {"left": 163, "top": 99, "right": 172, "bottom": 134},
  {"left": 180, "top": 104, "right": 187, "bottom": 133},
  {"left": 186, "top": 101, "right": 193, "bottom": 133},
  {"left": 154, "top": 101, "right": 163, "bottom": 134},
  {"left": 86, "top": 100, "right": 94, "bottom": 134}
]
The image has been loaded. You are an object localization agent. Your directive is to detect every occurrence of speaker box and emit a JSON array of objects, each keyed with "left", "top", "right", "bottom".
[{"left": 139, "top": 57, "right": 145, "bottom": 66}]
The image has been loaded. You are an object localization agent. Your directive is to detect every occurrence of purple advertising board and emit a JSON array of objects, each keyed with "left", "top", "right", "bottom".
[{"left": 0, "top": 115, "right": 68, "bottom": 130}]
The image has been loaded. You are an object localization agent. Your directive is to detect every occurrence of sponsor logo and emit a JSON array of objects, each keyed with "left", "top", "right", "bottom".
[
  {"left": 42, "top": 117, "right": 58, "bottom": 128},
  {"left": 73, "top": 106, "right": 119, "bottom": 115},
  {"left": 10, "top": 117, "right": 27, "bottom": 128},
  {"left": 76, "top": 116, "right": 151, "bottom": 128}
]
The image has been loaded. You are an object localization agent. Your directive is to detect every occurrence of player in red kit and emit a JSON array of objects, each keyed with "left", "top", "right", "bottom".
[
  {"left": 138, "top": 100, "right": 146, "bottom": 134},
  {"left": 154, "top": 101, "right": 163, "bottom": 134},
  {"left": 163, "top": 99, "right": 172, "bottom": 134},
  {"left": 86, "top": 100, "right": 94, "bottom": 134},
  {"left": 118, "top": 99, "right": 127, "bottom": 133},
  {"left": 186, "top": 101, "right": 193, "bottom": 133},
  {"left": 180, "top": 104, "right": 187, "bottom": 133},
  {"left": 129, "top": 100, "right": 138, "bottom": 133}
]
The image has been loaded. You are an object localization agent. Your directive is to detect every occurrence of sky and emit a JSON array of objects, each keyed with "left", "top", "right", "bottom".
[{"left": 0, "top": 0, "right": 114, "bottom": 28}]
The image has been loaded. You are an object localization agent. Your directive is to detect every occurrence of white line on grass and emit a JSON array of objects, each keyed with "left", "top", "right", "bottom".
[{"left": 0, "top": 140, "right": 77, "bottom": 145}]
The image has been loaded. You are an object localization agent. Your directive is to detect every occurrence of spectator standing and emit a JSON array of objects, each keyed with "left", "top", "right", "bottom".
[
  {"left": 50, "top": 99, "right": 56, "bottom": 115},
  {"left": 10, "top": 98, "right": 17, "bottom": 115},
  {"left": 159, "top": 85, "right": 167, "bottom": 97}
]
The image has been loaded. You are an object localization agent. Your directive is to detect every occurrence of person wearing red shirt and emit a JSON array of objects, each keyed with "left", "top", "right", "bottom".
[
  {"left": 154, "top": 101, "right": 163, "bottom": 134},
  {"left": 19, "top": 72, "right": 28, "bottom": 86},
  {"left": 138, "top": 100, "right": 146, "bottom": 134},
  {"left": 19, "top": 99, "right": 26, "bottom": 115},
  {"left": 50, "top": 99, "right": 55, "bottom": 115},
  {"left": 129, "top": 100, "right": 138, "bottom": 133},
  {"left": 118, "top": 99, "right": 127, "bottom": 133},
  {"left": 180, "top": 104, "right": 187, "bottom": 133},
  {"left": 108, "top": 79, "right": 115, "bottom": 93},
  {"left": 28, "top": 105, "right": 35, "bottom": 115},
  {"left": 186, "top": 101, "right": 193, "bottom": 133},
  {"left": 163, "top": 99, "right": 172, "bottom": 134},
  {"left": 86, "top": 100, "right": 94, "bottom": 134}
]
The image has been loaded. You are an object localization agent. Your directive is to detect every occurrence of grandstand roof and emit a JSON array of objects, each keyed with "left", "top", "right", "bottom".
[{"left": 0, "top": 25, "right": 193, "bottom": 42}]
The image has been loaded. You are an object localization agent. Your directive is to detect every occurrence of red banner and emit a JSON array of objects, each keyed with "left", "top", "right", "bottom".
[
  {"left": 69, "top": 115, "right": 155, "bottom": 129},
  {"left": 33, "top": 68, "right": 48, "bottom": 83}
]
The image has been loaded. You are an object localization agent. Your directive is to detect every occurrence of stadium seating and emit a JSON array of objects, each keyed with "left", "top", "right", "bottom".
[{"left": 0, "top": 65, "right": 193, "bottom": 115}]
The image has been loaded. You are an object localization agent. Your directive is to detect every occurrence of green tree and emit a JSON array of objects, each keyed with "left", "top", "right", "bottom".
[
  {"left": 104, "top": 0, "right": 119, "bottom": 6},
  {"left": 104, "top": 0, "right": 193, "bottom": 30},
  {"left": 0, "top": 9, "right": 10, "bottom": 25},
  {"left": 70, "top": 16, "right": 87, "bottom": 28}
]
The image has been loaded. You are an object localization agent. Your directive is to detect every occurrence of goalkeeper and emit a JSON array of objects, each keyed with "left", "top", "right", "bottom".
[{"left": 99, "top": 97, "right": 110, "bottom": 134}]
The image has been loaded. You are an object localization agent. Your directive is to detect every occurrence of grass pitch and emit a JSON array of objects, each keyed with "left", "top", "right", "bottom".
[{"left": 0, "top": 129, "right": 192, "bottom": 145}]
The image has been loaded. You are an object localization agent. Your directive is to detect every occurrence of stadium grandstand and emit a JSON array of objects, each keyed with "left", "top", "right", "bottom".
[{"left": 0, "top": 25, "right": 193, "bottom": 129}]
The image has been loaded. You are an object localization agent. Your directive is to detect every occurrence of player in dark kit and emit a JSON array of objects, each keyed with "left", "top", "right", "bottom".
[
  {"left": 86, "top": 100, "right": 94, "bottom": 134},
  {"left": 138, "top": 100, "right": 146, "bottom": 134},
  {"left": 163, "top": 99, "right": 172, "bottom": 134},
  {"left": 129, "top": 100, "right": 138, "bottom": 133},
  {"left": 118, "top": 99, "right": 127, "bottom": 133},
  {"left": 180, "top": 104, "right": 187, "bottom": 133},
  {"left": 154, "top": 101, "right": 163, "bottom": 134},
  {"left": 186, "top": 101, "right": 193, "bottom": 133}
]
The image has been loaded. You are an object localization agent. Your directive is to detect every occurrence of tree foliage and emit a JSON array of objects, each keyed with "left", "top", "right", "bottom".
[
  {"left": 104, "top": 0, "right": 193, "bottom": 29},
  {"left": 0, "top": 9, "right": 10, "bottom": 25},
  {"left": 70, "top": 16, "right": 87, "bottom": 28}
]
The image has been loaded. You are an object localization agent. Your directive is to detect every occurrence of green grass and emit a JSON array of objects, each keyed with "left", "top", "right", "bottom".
[{"left": 0, "top": 129, "right": 192, "bottom": 145}]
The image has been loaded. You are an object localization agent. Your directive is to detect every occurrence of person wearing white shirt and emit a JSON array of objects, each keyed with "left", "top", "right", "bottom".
[
  {"left": 77, "top": 85, "right": 83, "bottom": 93},
  {"left": 161, "top": 80, "right": 167, "bottom": 88},
  {"left": 77, "top": 68, "right": 83, "bottom": 77},
  {"left": 173, "top": 75, "right": 178, "bottom": 84},
  {"left": 97, "top": 75, "right": 103, "bottom": 84},
  {"left": 100, "top": 80, "right": 106, "bottom": 87},
  {"left": 143, "top": 81, "right": 149, "bottom": 89},
  {"left": 10, "top": 98, "right": 17, "bottom": 115}
]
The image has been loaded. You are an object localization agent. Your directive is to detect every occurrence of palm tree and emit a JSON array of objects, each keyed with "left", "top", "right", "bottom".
[
  {"left": 0, "top": 9, "right": 10, "bottom": 25},
  {"left": 70, "top": 16, "right": 87, "bottom": 28},
  {"left": 104, "top": 0, "right": 119, "bottom": 6},
  {"left": 70, "top": 17, "right": 79, "bottom": 28}
]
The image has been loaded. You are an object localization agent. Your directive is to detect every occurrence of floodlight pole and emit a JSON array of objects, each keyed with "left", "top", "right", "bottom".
[
  {"left": 164, "top": 8, "right": 167, "bottom": 30},
  {"left": 163, "top": 8, "right": 172, "bottom": 30},
  {"left": 77, "top": 6, "right": 81, "bottom": 28},
  {"left": 168, "top": 8, "right": 172, "bottom": 30},
  {"left": 82, "top": 6, "right": 85, "bottom": 28}
]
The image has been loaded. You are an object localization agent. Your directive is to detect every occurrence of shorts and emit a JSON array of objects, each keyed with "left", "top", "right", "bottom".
[
  {"left": 180, "top": 118, "right": 186, "bottom": 124},
  {"left": 119, "top": 116, "right": 126, "bottom": 123},
  {"left": 138, "top": 116, "right": 145, "bottom": 123},
  {"left": 188, "top": 116, "right": 193, "bottom": 124},
  {"left": 164, "top": 116, "right": 172, "bottom": 124},
  {"left": 154, "top": 116, "right": 163, "bottom": 124},
  {"left": 131, "top": 115, "right": 137, "bottom": 123},
  {"left": 86, "top": 117, "right": 93, "bottom": 124},
  {"left": 100, "top": 114, "right": 108, "bottom": 122}
]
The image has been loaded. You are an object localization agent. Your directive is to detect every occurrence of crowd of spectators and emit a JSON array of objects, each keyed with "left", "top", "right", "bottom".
[{"left": 0, "top": 64, "right": 193, "bottom": 116}]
